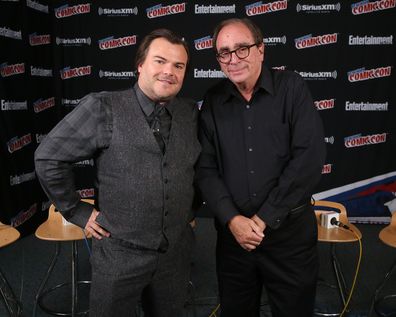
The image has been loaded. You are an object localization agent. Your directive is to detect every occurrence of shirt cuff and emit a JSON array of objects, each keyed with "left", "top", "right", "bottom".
[
  {"left": 257, "top": 202, "right": 288, "bottom": 230},
  {"left": 215, "top": 198, "right": 240, "bottom": 227},
  {"left": 64, "top": 200, "right": 94, "bottom": 229}
]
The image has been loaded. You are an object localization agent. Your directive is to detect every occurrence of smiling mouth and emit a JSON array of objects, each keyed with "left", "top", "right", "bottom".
[{"left": 158, "top": 76, "right": 176, "bottom": 85}]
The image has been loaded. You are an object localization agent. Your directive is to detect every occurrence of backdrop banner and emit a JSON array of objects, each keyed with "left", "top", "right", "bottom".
[{"left": 1, "top": 0, "right": 395, "bottom": 234}]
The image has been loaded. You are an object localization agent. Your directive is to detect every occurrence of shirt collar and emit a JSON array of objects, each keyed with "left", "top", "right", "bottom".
[{"left": 133, "top": 83, "right": 174, "bottom": 117}]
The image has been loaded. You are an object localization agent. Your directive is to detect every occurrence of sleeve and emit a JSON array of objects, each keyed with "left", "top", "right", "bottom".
[
  {"left": 195, "top": 96, "right": 239, "bottom": 226},
  {"left": 34, "top": 93, "right": 112, "bottom": 228},
  {"left": 257, "top": 75, "right": 326, "bottom": 229}
]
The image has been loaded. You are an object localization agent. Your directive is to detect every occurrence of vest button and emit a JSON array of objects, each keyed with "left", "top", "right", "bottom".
[{"left": 164, "top": 178, "right": 169, "bottom": 184}]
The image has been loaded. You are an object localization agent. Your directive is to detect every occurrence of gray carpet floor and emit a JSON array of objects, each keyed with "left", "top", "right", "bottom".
[{"left": 1, "top": 218, "right": 396, "bottom": 317}]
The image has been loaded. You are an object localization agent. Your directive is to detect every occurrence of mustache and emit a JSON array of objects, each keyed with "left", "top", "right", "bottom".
[{"left": 157, "top": 75, "right": 177, "bottom": 84}]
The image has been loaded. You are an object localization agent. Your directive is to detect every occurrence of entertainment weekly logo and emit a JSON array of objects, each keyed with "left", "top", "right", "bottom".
[
  {"left": 0, "top": 62, "right": 25, "bottom": 77},
  {"left": 349, "top": 35, "right": 393, "bottom": 45},
  {"left": 26, "top": 0, "right": 48, "bottom": 13},
  {"left": 60, "top": 66, "right": 91, "bottom": 80},
  {"left": 351, "top": 0, "right": 395, "bottom": 15},
  {"left": 29, "top": 33, "right": 51, "bottom": 46},
  {"left": 98, "top": 35, "right": 136, "bottom": 50},
  {"left": 146, "top": 3, "right": 186, "bottom": 18},
  {"left": 245, "top": 0, "right": 288, "bottom": 16},
  {"left": 322, "top": 164, "right": 332, "bottom": 174},
  {"left": 296, "top": 2, "right": 341, "bottom": 13},
  {"left": 10, "top": 171, "right": 36, "bottom": 186},
  {"left": 1, "top": 100, "right": 27, "bottom": 111},
  {"left": 194, "top": 36, "right": 213, "bottom": 50},
  {"left": 344, "top": 133, "right": 387, "bottom": 148},
  {"left": 295, "top": 33, "right": 337, "bottom": 49},
  {"left": 0, "top": 27, "right": 22, "bottom": 40},
  {"left": 55, "top": 3, "right": 90, "bottom": 18},
  {"left": 31, "top": 66, "right": 53, "bottom": 77},
  {"left": 314, "top": 99, "right": 335, "bottom": 110},
  {"left": 347, "top": 66, "right": 391, "bottom": 82},
  {"left": 345, "top": 101, "right": 388, "bottom": 111},
  {"left": 194, "top": 4, "right": 236, "bottom": 14}
]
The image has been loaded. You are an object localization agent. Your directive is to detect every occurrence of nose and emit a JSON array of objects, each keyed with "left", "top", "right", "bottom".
[
  {"left": 162, "top": 63, "right": 175, "bottom": 75},
  {"left": 229, "top": 51, "right": 240, "bottom": 64}
]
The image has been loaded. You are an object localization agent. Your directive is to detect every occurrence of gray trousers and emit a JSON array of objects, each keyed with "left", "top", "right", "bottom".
[{"left": 89, "top": 225, "right": 194, "bottom": 317}]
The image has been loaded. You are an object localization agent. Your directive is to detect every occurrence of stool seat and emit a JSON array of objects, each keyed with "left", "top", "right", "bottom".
[
  {"left": 35, "top": 204, "right": 91, "bottom": 241},
  {"left": 0, "top": 222, "right": 20, "bottom": 248}
]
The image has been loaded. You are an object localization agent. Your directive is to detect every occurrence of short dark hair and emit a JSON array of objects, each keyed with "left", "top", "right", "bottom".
[
  {"left": 212, "top": 18, "right": 263, "bottom": 52},
  {"left": 134, "top": 28, "right": 190, "bottom": 71}
]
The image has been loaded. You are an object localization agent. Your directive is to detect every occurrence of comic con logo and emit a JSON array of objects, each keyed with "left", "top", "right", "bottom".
[
  {"left": 351, "top": 0, "right": 395, "bottom": 15},
  {"left": 98, "top": 35, "right": 136, "bottom": 50},
  {"left": 29, "top": 33, "right": 51, "bottom": 46},
  {"left": 295, "top": 33, "right": 337, "bottom": 49},
  {"left": 322, "top": 164, "right": 332, "bottom": 174},
  {"left": 55, "top": 3, "right": 91, "bottom": 18},
  {"left": 7, "top": 134, "right": 32, "bottom": 153},
  {"left": 315, "top": 99, "right": 335, "bottom": 110},
  {"left": 194, "top": 36, "right": 213, "bottom": 50},
  {"left": 344, "top": 133, "right": 387, "bottom": 148},
  {"left": 146, "top": 3, "right": 186, "bottom": 18},
  {"left": 347, "top": 66, "right": 391, "bottom": 82},
  {"left": 0, "top": 62, "right": 25, "bottom": 77},
  {"left": 60, "top": 66, "right": 91, "bottom": 80},
  {"left": 245, "top": 1, "right": 288, "bottom": 16}
]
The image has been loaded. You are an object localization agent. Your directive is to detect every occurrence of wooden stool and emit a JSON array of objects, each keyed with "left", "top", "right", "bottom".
[
  {"left": 33, "top": 200, "right": 93, "bottom": 317},
  {"left": 372, "top": 211, "right": 396, "bottom": 317},
  {"left": 0, "top": 221, "right": 22, "bottom": 317},
  {"left": 313, "top": 200, "right": 362, "bottom": 316}
]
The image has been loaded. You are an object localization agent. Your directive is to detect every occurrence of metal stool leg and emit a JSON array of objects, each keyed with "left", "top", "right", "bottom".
[
  {"left": 34, "top": 241, "right": 90, "bottom": 316},
  {"left": 0, "top": 268, "right": 22, "bottom": 317},
  {"left": 315, "top": 243, "right": 349, "bottom": 317},
  {"left": 368, "top": 257, "right": 396, "bottom": 317},
  {"left": 331, "top": 244, "right": 348, "bottom": 306},
  {"left": 33, "top": 242, "right": 60, "bottom": 317}
]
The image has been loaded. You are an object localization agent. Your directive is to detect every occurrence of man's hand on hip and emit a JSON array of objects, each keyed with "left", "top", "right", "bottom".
[
  {"left": 228, "top": 215, "right": 264, "bottom": 251},
  {"left": 85, "top": 208, "right": 110, "bottom": 239}
]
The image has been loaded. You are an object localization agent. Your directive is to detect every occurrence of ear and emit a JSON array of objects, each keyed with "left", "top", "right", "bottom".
[{"left": 257, "top": 42, "right": 265, "bottom": 55}]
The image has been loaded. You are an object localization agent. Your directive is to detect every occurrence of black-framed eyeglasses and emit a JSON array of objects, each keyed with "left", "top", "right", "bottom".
[{"left": 216, "top": 43, "right": 259, "bottom": 64}]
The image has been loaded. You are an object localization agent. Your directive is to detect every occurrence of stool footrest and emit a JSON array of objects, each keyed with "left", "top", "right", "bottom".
[{"left": 38, "top": 280, "right": 91, "bottom": 316}]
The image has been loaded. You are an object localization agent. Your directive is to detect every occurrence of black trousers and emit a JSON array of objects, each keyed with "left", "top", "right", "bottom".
[
  {"left": 88, "top": 225, "right": 194, "bottom": 317},
  {"left": 216, "top": 206, "right": 318, "bottom": 317}
]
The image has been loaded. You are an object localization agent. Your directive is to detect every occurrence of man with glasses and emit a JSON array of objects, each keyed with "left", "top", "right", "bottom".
[{"left": 196, "top": 18, "right": 326, "bottom": 317}]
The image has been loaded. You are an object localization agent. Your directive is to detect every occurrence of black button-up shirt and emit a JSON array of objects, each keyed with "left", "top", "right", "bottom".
[{"left": 196, "top": 65, "right": 326, "bottom": 229}]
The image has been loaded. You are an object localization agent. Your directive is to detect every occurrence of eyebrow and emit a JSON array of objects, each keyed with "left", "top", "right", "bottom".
[
  {"left": 153, "top": 55, "right": 186, "bottom": 67},
  {"left": 218, "top": 42, "right": 253, "bottom": 52}
]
